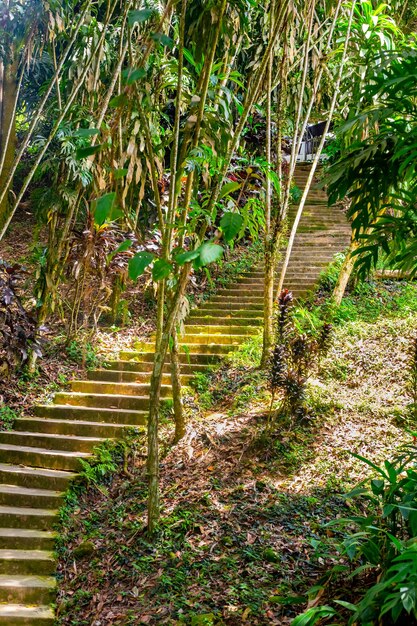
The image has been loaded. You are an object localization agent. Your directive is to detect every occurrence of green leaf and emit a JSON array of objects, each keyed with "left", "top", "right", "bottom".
[
  {"left": 220, "top": 212, "right": 244, "bottom": 241},
  {"left": 197, "top": 242, "right": 224, "bottom": 267},
  {"left": 72, "top": 128, "right": 100, "bottom": 138},
  {"left": 128, "top": 252, "right": 154, "bottom": 280},
  {"left": 219, "top": 181, "right": 241, "bottom": 199},
  {"left": 109, "top": 94, "right": 128, "bottom": 108},
  {"left": 76, "top": 144, "right": 102, "bottom": 159},
  {"left": 95, "top": 193, "right": 116, "bottom": 226},
  {"left": 151, "top": 33, "right": 174, "bottom": 48},
  {"left": 107, "top": 239, "right": 133, "bottom": 263},
  {"left": 128, "top": 9, "right": 153, "bottom": 25},
  {"left": 401, "top": 585, "right": 416, "bottom": 613},
  {"left": 175, "top": 249, "right": 200, "bottom": 265},
  {"left": 334, "top": 600, "right": 357, "bottom": 612},
  {"left": 113, "top": 168, "right": 128, "bottom": 180},
  {"left": 122, "top": 67, "right": 146, "bottom": 85},
  {"left": 290, "top": 606, "right": 337, "bottom": 626},
  {"left": 152, "top": 259, "right": 173, "bottom": 281}
]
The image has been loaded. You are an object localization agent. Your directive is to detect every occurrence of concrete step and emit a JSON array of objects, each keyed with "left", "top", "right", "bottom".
[
  {"left": 0, "top": 603, "right": 54, "bottom": 624},
  {"left": 0, "top": 506, "right": 57, "bottom": 531},
  {"left": 70, "top": 380, "right": 172, "bottom": 398},
  {"left": 0, "top": 464, "right": 75, "bottom": 492},
  {"left": 0, "top": 431, "right": 104, "bottom": 454},
  {"left": 183, "top": 324, "right": 257, "bottom": 335},
  {"left": 0, "top": 575, "right": 56, "bottom": 606},
  {"left": 118, "top": 351, "right": 220, "bottom": 364},
  {"left": 0, "top": 550, "right": 55, "bottom": 576},
  {"left": 0, "top": 444, "right": 89, "bottom": 472},
  {"left": 0, "top": 529, "right": 56, "bottom": 551},
  {"left": 186, "top": 317, "right": 263, "bottom": 327},
  {"left": 53, "top": 392, "right": 167, "bottom": 412},
  {"left": 34, "top": 404, "right": 148, "bottom": 425},
  {"left": 121, "top": 343, "right": 236, "bottom": 357},
  {"left": 86, "top": 370, "right": 193, "bottom": 385},
  {"left": 0, "top": 485, "right": 63, "bottom": 510},
  {"left": 179, "top": 334, "right": 246, "bottom": 346},
  {"left": 105, "top": 360, "right": 215, "bottom": 373},
  {"left": 13, "top": 417, "right": 140, "bottom": 439}
]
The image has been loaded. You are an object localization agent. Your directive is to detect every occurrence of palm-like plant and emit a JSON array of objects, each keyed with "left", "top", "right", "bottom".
[{"left": 327, "top": 45, "right": 417, "bottom": 276}]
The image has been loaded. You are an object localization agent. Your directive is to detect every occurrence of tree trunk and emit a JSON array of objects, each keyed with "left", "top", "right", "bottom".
[
  {"left": 332, "top": 239, "right": 358, "bottom": 305},
  {"left": 0, "top": 58, "right": 17, "bottom": 231},
  {"left": 170, "top": 327, "right": 185, "bottom": 442},
  {"left": 147, "top": 268, "right": 190, "bottom": 534}
]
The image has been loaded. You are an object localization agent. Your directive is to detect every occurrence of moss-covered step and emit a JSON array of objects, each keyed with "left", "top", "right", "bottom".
[
  {"left": 0, "top": 444, "right": 90, "bottom": 472},
  {"left": 0, "top": 485, "right": 63, "bottom": 509},
  {"left": 0, "top": 529, "right": 56, "bottom": 551},
  {"left": 0, "top": 575, "right": 56, "bottom": 605},
  {"left": 0, "top": 464, "right": 75, "bottom": 492},
  {"left": 13, "top": 416, "right": 139, "bottom": 439},
  {"left": 0, "top": 506, "right": 57, "bottom": 531},
  {"left": 0, "top": 550, "right": 55, "bottom": 576},
  {"left": 34, "top": 404, "right": 148, "bottom": 425},
  {"left": 0, "top": 603, "right": 54, "bottom": 625}
]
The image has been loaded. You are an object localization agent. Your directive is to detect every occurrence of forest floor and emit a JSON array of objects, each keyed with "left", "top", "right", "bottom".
[{"left": 55, "top": 280, "right": 417, "bottom": 626}]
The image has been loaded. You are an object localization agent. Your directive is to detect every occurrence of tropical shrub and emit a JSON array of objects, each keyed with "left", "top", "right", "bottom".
[
  {"left": 268, "top": 290, "right": 332, "bottom": 420},
  {"left": 0, "top": 260, "right": 42, "bottom": 375},
  {"left": 293, "top": 444, "right": 417, "bottom": 625}
]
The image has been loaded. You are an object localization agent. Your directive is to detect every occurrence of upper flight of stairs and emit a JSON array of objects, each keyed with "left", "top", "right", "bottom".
[{"left": 0, "top": 165, "right": 350, "bottom": 623}]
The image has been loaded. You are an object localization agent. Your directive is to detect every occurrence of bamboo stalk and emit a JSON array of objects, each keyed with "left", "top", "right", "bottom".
[{"left": 276, "top": 0, "right": 357, "bottom": 297}]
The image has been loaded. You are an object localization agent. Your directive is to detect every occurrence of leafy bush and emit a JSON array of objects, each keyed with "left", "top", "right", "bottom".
[
  {"left": 292, "top": 444, "right": 417, "bottom": 625},
  {"left": 0, "top": 406, "right": 19, "bottom": 430},
  {"left": 66, "top": 340, "right": 99, "bottom": 369}
]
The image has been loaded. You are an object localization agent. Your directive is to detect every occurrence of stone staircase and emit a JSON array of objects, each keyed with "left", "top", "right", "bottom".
[{"left": 0, "top": 165, "right": 350, "bottom": 624}]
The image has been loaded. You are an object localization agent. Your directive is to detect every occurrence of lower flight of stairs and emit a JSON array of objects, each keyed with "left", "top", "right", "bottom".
[{"left": 0, "top": 165, "right": 350, "bottom": 623}]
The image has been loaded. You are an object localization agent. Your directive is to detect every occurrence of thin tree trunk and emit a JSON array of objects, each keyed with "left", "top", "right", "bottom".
[
  {"left": 170, "top": 327, "right": 185, "bottom": 442},
  {"left": 147, "top": 267, "right": 190, "bottom": 534},
  {"left": 0, "top": 58, "right": 17, "bottom": 227},
  {"left": 261, "top": 45, "right": 274, "bottom": 367},
  {"left": 332, "top": 241, "right": 357, "bottom": 305}
]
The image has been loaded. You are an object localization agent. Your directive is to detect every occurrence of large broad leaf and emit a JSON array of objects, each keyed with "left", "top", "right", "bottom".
[
  {"left": 76, "top": 144, "right": 102, "bottom": 159},
  {"left": 152, "top": 259, "right": 172, "bottom": 281},
  {"left": 197, "top": 242, "right": 224, "bottom": 267},
  {"left": 122, "top": 67, "right": 146, "bottom": 85},
  {"left": 219, "top": 181, "right": 241, "bottom": 199},
  {"left": 95, "top": 193, "right": 116, "bottom": 226},
  {"left": 128, "top": 252, "right": 154, "bottom": 280},
  {"left": 220, "top": 212, "right": 244, "bottom": 241},
  {"left": 128, "top": 9, "right": 153, "bottom": 25},
  {"left": 109, "top": 94, "right": 128, "bottom": 108},
  {"left": 151, "top": 33, "right": 174, "bottom": 48},
  {"left": 175, "top": 249, "right": 200, "bottom": 265},
  {"left": 72, "top": 128, "right": 99, "bottom": 138}
]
